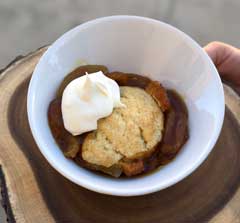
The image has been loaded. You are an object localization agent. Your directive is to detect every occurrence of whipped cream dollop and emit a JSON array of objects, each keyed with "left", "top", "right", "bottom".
[{"left": 61, "top": 71, "right": 125, "bottom": 136}]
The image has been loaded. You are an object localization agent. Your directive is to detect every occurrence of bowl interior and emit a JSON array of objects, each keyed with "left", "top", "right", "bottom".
[{"left": 28, "top": 16, "right": 224, "bottom": 196}]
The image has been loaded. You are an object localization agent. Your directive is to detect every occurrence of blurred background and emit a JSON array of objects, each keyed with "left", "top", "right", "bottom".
[{"left": 0, "top": 0, "right": 240, "bottom": 67}]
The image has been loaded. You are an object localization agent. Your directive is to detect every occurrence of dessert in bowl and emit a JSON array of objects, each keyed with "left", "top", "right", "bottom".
[
  {"left": 48, "top": 66, "right": 188, "bottom": 177},
  {"left": 27, "top": 16, "right": 224, "bottom": 196}
]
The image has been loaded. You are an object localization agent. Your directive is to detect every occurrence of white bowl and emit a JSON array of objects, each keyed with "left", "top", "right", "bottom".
[{"left": 27, "top": 16, "right": 225, "bottom": 196}]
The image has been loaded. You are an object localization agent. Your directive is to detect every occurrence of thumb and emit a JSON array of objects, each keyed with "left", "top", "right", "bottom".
[{"left": 204, "top": 42, "right": 240, "bottom": 86}]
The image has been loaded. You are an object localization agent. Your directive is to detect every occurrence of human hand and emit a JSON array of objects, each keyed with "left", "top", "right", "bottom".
[{"left": 204, "top": 42, "right": 240, "bottom": 94}]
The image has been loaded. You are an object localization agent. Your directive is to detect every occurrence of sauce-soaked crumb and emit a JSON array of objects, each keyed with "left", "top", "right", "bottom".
[{"left": 82, "top": 87, "right": 164, "bottom": 168}]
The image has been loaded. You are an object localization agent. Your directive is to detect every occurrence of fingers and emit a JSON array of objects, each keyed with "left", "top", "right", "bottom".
[
  {"left": 204, "top": 42, "right": 235, "bottom": 66},
  {"left": 204, "top": 42, "right": 240, "bottom": 85}
]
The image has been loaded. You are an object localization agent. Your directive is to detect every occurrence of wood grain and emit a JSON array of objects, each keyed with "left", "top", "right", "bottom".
[{"left": 0, "top": 48, "right": 240, "bottom": 223}]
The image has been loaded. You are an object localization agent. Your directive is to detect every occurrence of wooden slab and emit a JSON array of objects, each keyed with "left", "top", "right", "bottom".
[{"left": 0, "top": 47, "right": 240, "bottom": 223}]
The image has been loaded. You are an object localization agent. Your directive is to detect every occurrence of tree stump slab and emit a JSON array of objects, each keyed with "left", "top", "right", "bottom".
[{"left": 1, "top": 47, "right": 240, "bottom": 223}]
